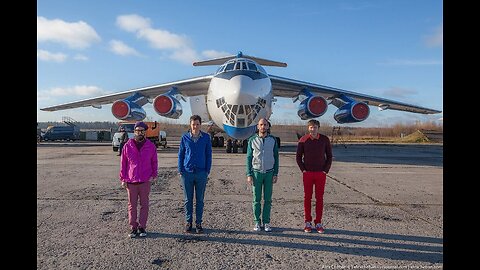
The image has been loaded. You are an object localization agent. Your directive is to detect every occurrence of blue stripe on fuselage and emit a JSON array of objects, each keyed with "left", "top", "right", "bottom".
[
  {"left": 215, "top": 70, "right": 268, "bottom": 81},
  {"left": 223, "top": 124, "right": 257, "bottom": 140}
]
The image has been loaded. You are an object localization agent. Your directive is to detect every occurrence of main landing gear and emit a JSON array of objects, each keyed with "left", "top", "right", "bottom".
[
  {"left": 210, "top": 134, "right": 249, "bottom": 153},
  {"left": 225, "top": 138, "right": 249, "bottom": 153},
  {"left": 211, "top": 135, "right": 280, "bottom": 154}
]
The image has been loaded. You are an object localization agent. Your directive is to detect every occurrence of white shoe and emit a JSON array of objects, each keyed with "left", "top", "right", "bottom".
[
  {"left": 264, "top": 223, "right": 272, "bottom": 232},
  {"left": 128, "top": 229, "right": 137, "bottom": 238},
  {"left": 138, "top": 228, "right": 147, "bottom": 237},
  {"left": 253, "top": 223, "right": 261, "bottom": 232}
]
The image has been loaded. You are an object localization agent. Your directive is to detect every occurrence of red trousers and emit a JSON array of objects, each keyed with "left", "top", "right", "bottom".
[
  {"left": 303, "top": 171, "right": 326, "bottom": 224},
  {"left": 126, "top": 182, "right": 151, "bottom": 230}
]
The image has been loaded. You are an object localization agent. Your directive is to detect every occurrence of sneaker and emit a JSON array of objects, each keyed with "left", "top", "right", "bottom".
[
  {"left": 195, "top": 224, "right": 204, "bottom": 234},
  {"left": 138, "top": 228, "right": 147, "bottom": 237},
  {"left": 315, "top": 223, "right": 325, "bottom": 234},
  {"left": 253, "top": 223, "right": 261, "bottom": 232},
  {"left": 128, "top": 229, "right": 138, "bottom": 238},
  {"left": 304, "top": 222, "right": 312, "bottom": 233},
  {"left": 184, "top": 223, "right": 193, "bottom": 233},
  {"left": 264, "top": 223, "right": 272, "bottom": 232}
]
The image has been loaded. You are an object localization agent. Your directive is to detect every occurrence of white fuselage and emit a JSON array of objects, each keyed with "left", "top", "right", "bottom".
[{"left": 205, "top": 59, "right": 273, "bottom": 140}]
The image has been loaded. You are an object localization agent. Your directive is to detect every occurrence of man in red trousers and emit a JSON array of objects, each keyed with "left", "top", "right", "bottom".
[{"left": 296, "top": 119, "right": 332, "bottom": 233}]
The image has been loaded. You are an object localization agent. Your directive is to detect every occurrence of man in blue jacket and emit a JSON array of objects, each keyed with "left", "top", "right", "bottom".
[{"left": 178, "top": 115, "right": 212, "bottom": 233}]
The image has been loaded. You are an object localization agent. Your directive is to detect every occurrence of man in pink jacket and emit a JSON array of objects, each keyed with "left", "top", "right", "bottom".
[{"left": 120, "top": 121, "right": 158, "bottom": 238}]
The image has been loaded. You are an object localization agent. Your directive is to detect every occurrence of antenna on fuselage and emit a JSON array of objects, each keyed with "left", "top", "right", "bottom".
[{"left": 192, "top": 51, "right": 287, "bottom": 67}]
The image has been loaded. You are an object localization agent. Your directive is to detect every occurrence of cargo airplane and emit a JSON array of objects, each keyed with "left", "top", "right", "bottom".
[{"left": 41, "top": 51, "right": 441, "bottom": 153}]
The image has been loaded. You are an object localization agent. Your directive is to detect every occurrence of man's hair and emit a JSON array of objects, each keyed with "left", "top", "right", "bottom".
[
  {"left": 190, "top": 115, "right": 202, "bottom": 124},
  {"left": 256, "top": 118, "right": 271, "bottom": 134},
  {"left": 307, "top": 119, "right": 320, "bottom": 127},
  {"left": 257, "top": 118, "right": 270, "bottom": 126}
]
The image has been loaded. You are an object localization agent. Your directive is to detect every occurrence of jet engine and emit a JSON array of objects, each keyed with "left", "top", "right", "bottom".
[
  {"left": 111, "top": 99, "right": 146, "bottom": 121},
  {"left": 153, "top": 94, "right": 183, "bottom": 119},
  {"left": 297, "top": 95, "right": 328, "bottom": 120},
  {"left": 334, "top": 101, "right": 370, "bottom": 123}
]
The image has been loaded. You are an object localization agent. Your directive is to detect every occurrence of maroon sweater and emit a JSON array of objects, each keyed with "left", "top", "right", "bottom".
[{"left": 296, "top": 134, "right": 333, "bottom": 173}]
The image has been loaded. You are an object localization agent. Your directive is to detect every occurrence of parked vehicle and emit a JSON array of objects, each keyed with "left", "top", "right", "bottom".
[
  {"left": 37, "top": 128, "right": 42, "bottom": 143},
  {"left": 112, "top": 121, "right": 167, "bottom": 151},
  {"left": 42, "top": 125, "right": 80, "bottom": 141}
]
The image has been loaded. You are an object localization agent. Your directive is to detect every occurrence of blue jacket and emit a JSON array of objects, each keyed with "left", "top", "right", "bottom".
[{"left": 178, "top": 131, "right": 212, "bottom": 174}]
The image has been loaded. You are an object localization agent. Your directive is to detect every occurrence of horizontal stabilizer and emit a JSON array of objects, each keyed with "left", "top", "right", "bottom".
[{"left": 193, "top": 51, "right": 287, "bottom": 67}]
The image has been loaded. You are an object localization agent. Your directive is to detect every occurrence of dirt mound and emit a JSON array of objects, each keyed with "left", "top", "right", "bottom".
[{"left": 399, "top": 130, "right": 430, "bottom": 143}]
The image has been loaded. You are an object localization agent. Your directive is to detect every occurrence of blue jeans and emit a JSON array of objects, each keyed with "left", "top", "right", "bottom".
[{"left": 181, "top": 171, "right": 208, "bottom": 224}]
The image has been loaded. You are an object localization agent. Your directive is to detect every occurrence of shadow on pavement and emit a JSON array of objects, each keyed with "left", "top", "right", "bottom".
[{"left": 143, "top": 227, "right": 442, "bottom": 263}]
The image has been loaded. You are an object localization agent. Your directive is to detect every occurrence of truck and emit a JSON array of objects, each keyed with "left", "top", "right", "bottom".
[
  {"left": 41, "top": 125, "right": 80, "bottom": 141},
  {"left": 112, "top": 121, "right": 167, "bottom": 152}
]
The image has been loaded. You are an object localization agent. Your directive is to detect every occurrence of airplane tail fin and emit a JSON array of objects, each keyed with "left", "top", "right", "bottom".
[{"left": 193, "top": 51, "right": 287, "bottom": 67}]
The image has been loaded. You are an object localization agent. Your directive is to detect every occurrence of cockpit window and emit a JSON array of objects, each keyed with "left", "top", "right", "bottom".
[
  {"left": 215, "top": 59, "right": 266, "bottom": 75},
  {"left": 225, "top": 62, "right": 235, "bottom": 71},
  {"left": 234, "top": 62, "right": 241, "bottom": 70},
  {"left": 216, "top": 65, "right": 225, "bottom": 73},
  {"left": 256, "top": 64, "right": 267, "bottom": 74}
]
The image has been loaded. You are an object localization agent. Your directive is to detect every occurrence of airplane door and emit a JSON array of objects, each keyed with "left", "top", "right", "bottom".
[{"left": 189, "top": 95, "right": 211, "bottom": 122}]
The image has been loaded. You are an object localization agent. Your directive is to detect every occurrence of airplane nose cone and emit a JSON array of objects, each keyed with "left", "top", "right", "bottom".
[
  {"left": 226, "top": 75, "right": 264, "bottom": 102},
  {"left": 223, "top": 124, "right": 256, "bottom": 140}
]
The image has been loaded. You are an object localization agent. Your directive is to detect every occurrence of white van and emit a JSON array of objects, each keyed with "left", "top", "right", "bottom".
[
  {"left": 112, "top": 122, "right": 168, "bottom": 151},
  {"left": 112, "top": 123, "right": 135, "bottom": 152}
]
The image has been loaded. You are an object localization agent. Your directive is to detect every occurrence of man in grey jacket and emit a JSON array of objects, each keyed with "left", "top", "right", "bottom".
[{"left": 246, "top": 118, "right": 279, "bottom": 232}]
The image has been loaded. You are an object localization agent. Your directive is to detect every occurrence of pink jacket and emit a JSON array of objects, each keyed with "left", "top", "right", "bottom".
[{"left": 120, "top": 139, "right": 158, "bottom": 183}]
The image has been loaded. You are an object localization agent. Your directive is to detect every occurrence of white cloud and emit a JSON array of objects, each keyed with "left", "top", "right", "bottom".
[
  {"left": 41, "top": 85, "right": 108, "bottom": 97},
  {"left": 201, "top": 50, "right": 231, "bottom": 59},
  {"left": 73, "top": 54, "right": 89, "bottom": 61},
  {"left": 170, "top": 48, "right": 199, "bottom": 64},
  {"left": 37, "top": 16, "right": 101, "bottom": 49},
  {"left": 116, "top": 14, "right": 152, "bottom": 32},
  {"left": 137, "top": 28, "right": 190, "bottom": 50},
  {"left": 116, "top": 14, "right": 225, "bottom": 65},
  {"left": 37, "top": 49, "right": 67, "bottom": 62},
  {"left": 424, "top": 24, "right": 443, "bottom": 48},
  {"left": 109, "top": 40, "right": 141, "bottom": 56},
  {"left": 383, "top": 87, "right": 418, "bottom": 98}
]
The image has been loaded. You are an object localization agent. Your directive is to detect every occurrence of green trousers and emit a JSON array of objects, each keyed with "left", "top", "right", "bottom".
[{"left": 251, "top": 171, "right": 273, "bottom": 224}]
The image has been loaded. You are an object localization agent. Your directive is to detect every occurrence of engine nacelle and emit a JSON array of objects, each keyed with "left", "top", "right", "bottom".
[
  {"left": 153, "top": 94, "right": 183, "bottom": 119},
  {"left": 334, "top": 101, "right": 370, "bottom": 123},
  {"left": 297, "top": 95, "right": 328, "bottom": 120},
  {"left": 111, "top": 99, "right": 146, "bottom": 121}
]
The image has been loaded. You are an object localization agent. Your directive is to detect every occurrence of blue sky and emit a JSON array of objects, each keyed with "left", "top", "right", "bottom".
[{"left": 37, "top": 0, "right": 443, "bottom": 127}]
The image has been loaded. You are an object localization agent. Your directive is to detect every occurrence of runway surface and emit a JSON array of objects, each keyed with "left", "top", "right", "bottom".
[{"left": 37, "top": 142, "right": 443, "bottom": 269}]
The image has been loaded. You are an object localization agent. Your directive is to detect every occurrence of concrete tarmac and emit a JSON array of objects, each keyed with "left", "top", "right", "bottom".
[{"left": 37, "top": 142, "right": 443, "bottom": 269}]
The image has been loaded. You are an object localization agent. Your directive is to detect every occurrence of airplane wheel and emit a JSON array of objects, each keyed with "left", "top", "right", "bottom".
[
  {"left": 242, "top": 139, "right": 248, "bottom": 153},
  {"left": 226, "top": 139, "right": 232, "bottom": 153},
  {"left": 212, "top": 136, "right": 219, "bottom": 147},
  {"left": 218, "top": 136, "right": 224, "bottom": 147},
  {"left": 232, "top": 140, "right": 238, "bottom": 153}
]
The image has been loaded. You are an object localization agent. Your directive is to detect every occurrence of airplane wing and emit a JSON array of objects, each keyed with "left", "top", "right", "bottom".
[
  {"left": 270, "top": 74, "right": 441, "bottom": 114},
  {"left": 40, "top": 75, "right": 213, "bottom": 111}
]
